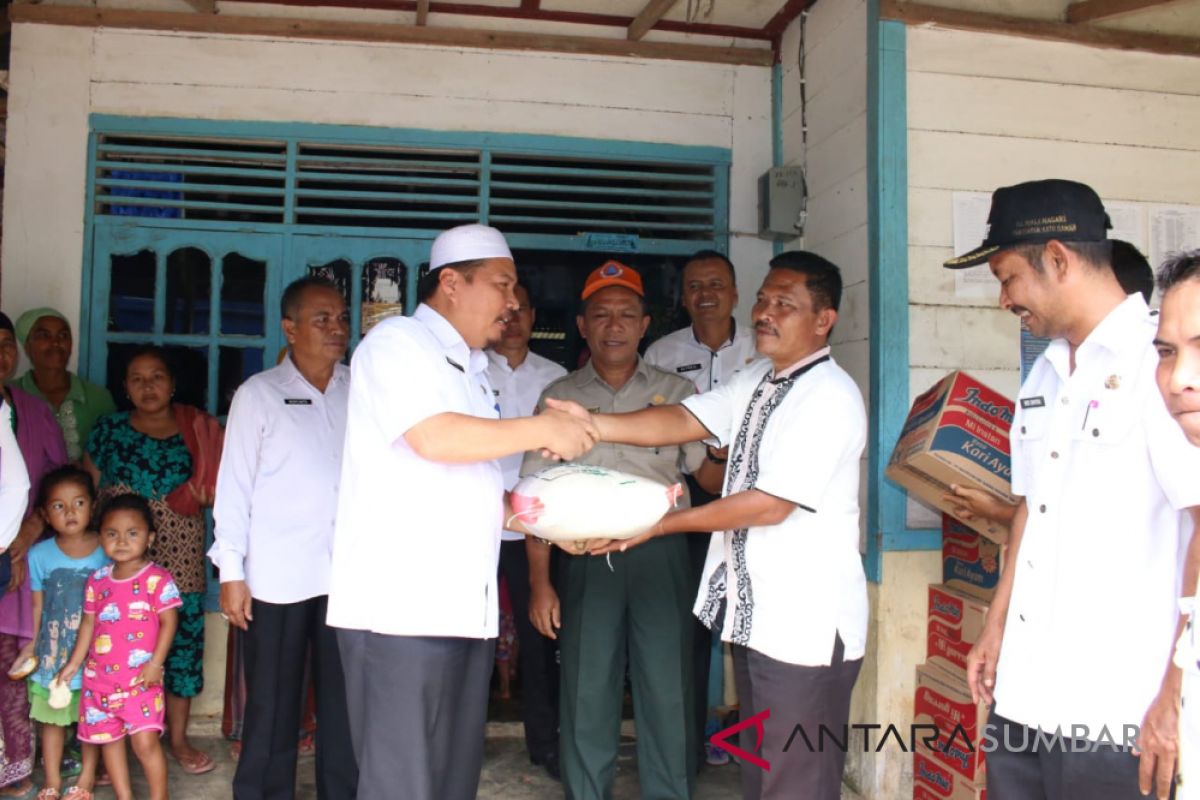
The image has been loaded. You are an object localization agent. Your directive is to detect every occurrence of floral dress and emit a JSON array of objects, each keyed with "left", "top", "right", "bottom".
[{"left": 87, "top": 411, "right": 207, "bottom": 698}]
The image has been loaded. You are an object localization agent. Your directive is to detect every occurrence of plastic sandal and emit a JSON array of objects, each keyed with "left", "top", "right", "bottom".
[
  {"left": 170, "top": 749, "right": 216, "bottom": 775},
  {"left": 35, "top": 789, "right": 60, "bottom": 800},
  {"left": 62, "top": 788, "right": 92, "bottom": 800}
]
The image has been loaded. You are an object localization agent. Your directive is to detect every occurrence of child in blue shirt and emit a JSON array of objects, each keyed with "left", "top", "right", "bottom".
[{"left": 25, "top": 466, "right": 110, "bottom": 799}]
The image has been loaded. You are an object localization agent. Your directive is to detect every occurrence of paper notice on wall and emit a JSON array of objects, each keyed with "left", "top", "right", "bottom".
[
  {"left": 952, "top": 191, "right": 998, "bottom": 299},
  {"left": 1149, "top": 205, "right": 1200, "bottom": 270},
  {"left": 1104, "top": 201, "right": 1148, "bottom": 255}
]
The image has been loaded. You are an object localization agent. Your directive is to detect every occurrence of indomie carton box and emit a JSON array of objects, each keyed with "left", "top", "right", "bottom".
[
  {"left": 927, "top": 584, "right": 989, "bottom": 678},
  {"left": 913, "top": 663, "right": 988, "bottom": 784},
  {"left": 886, "top": 371, "right": 1016, "bottom": 544},
  {"left": 913, "top": 751, "right": 986, "bottom": 800},
  {"left": 942, "top": 515, "right": 1003, "bottom": 602}
]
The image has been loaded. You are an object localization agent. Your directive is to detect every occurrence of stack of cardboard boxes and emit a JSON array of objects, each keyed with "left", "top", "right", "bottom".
[
  {"left": 887, "top": 371, "right": 1016, "bottom": 800},
  {"left": 912, "top": 519, "right": 999, "bottom": 800}
]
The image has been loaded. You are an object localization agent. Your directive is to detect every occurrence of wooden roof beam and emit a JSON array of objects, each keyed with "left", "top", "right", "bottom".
[
  {"left": 182, "top": 0, "right": 217, "bottom": 12},
  {"left": 9, "top": 5, "right": 775, "bottom": 66},
  {"left": 628, "top": 0, "right": 678, "bottom": 41},
  {"left": 881, "top": 0, "right": 1200, "bottom": 58},
  {"left": 1066, "top": 0, "right": 1188, "bottom": 24},
  {"left": 416, "top": 0, "right": 429, "bottom": 25}
]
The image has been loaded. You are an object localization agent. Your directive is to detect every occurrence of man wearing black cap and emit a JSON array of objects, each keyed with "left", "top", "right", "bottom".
[{"left": 951, "top": 180, "right": 1200, "bottom": 799}]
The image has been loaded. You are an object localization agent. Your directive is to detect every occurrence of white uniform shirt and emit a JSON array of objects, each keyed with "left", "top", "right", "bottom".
[
  {"left": 645, "top": 322, "right": 761, "bottom": 392},
  {"left": 682, "top": 349, "right": 868, "bottom": 666},
  {"left": 996, "top": 294, "right": 1200, "bottom": 739},
  {"left": 0, "top": 401, "right": 29, "bottom": 550},
  {"left": 327, "top": 303, "right": 504, "bottom": 639},
  {"left": 486, "top": 349, "right": 567, "bottom": 541},
  {"left": 209, "top": 356, "right": 349, "bottom": 604}
]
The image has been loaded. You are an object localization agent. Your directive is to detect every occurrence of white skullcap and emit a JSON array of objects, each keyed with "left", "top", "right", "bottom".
[{"left": 429, "top": 224, "right": 513, "bottom": 270}]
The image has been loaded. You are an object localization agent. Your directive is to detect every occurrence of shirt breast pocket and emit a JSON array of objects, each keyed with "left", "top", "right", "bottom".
[
  {"left": 1072, "top": 393, "right": 1138, "bottom": 447},
  {"left": 1013, "top": 407, "right": 1049, "bottom": 447}
]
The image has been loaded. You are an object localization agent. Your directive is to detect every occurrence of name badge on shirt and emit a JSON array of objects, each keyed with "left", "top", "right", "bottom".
[
  {"left": 1020, "top": 396, "right": 1045, "bottom": 409},
  {"left": 675, "top": 364, "right": 703, "bottom": 374},
  {"left": 284, "top": 398, "right": 312, "bottom": 405}
]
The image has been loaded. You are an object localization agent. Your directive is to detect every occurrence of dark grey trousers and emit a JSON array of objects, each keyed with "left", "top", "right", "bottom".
[
  {"left": 336, "top": 629, "right": 495, "bottom": 800},
  {"left": 233, "top": 596, "right": 357, "bottom": 800},
  {"left": 986, "top": 711, "right": 1174, "bottom": 799},
  {"left": 731, "top": 637, "right": 862, "bottom": 800}
]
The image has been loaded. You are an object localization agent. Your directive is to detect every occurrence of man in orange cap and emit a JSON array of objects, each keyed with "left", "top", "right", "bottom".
[{"left": 522, "top": 260, "right": 719, "bottom": 799}]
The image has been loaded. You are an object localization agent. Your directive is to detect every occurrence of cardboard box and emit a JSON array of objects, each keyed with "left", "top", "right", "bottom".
[
  {"left": 942, "top": 515, "right": 1003, "bottom": 601},
  {"left": 913, "top": 663, "right": 988, "bottom": 784},
  {"left": 913, "top": 751, "right": 986, "bottom": 800},
  {"left": 927, "top": 584, "right": 989, "bottom": 678},
  {"left": 886, "top": 371, "right": 1017, "bottom": 544}
]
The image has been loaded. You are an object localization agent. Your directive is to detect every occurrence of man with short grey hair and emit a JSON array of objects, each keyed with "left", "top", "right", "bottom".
[{"left": 213, "top": 276, "right": 357, "bottom": 800}]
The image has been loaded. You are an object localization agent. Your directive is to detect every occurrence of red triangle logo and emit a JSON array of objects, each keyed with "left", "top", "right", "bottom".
[{"left": 710, "top": 708, "right": 771, "bottom": 771}]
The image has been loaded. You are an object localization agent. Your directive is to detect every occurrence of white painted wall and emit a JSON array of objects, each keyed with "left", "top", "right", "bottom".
[
  {"left": 781, "top": 0, "right": 870, "bottom": 401},
  {"left": 1, "top": 22, "right": 774, "bottom": 356},
  {"left": 896, "top": 23, "right": 1200, "bottom": 799},
  {"left": 2, "top": 21, "right": 774, "bottom": 717},
  {"left": 907, "top": 26, "right": 1200, "bottom": 401}
]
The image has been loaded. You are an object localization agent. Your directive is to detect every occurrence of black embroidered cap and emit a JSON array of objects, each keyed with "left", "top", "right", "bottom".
[{"left": 943, "top": 179, "right": 1112, "bottom": 269}]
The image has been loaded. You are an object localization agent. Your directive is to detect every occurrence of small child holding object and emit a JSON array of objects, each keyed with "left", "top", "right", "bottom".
[
  {"left": 57, "top": 493, "right": 182, "bottom": 800},
  {"left": 23, "top": 466, "right": 110, "bottom": 800}
]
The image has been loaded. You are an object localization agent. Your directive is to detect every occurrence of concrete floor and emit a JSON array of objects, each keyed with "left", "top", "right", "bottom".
[{"left": 31, "top": 718, "right": 865, "bottom": 799}]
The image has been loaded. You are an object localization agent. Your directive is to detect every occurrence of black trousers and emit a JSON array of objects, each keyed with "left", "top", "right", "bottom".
[
  {"left": 233, "top": 595, "right": 358, "bottom": 800},
  {"left": 986, "top": 711, "right": 1173, "bottom": 800},
  {"left": 498, "top": 539, "right": 560, "bottom": 761},
  {"left": 685, "top": 474, "right": 716, "bottom": 757},
  {"left": 731, "top": 637, "right": 861, "bottom": 800},
  {"left": 337, "top": 630, "right": 494, "bottom": 800}
]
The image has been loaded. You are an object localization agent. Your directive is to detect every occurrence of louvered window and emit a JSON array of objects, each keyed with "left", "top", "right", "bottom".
[
  {"left": 93, "top": 133, "right": 721, "bottom": 241},
  {"left": 96, "top": 135, "right": 288, "bottom": 223}
]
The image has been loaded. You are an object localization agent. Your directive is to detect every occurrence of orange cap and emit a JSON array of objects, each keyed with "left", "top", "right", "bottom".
[{"left": 582, "top": 260, "right": 644, "bottom": 300}]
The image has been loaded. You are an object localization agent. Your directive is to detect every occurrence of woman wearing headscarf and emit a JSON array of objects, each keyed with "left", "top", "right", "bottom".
[
  {"left": 0, "top": 313, "right": 39, "bottom": 797},
  {"left": 13, "top": 309, "right": 115, "bottom": 462},
  {"left": 83, "top": 345, "right": 222, "bottom": 776}
]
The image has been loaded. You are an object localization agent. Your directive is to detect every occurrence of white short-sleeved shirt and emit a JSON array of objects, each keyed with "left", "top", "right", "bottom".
[
  {"left": 486, "top": 350, "right": 567, "bottom": 540},
  {"left": 327, "top": 304, "right": 504, "bottom": 639},
  {"left": 645, "top": 322, "right": 761, "bottom": 393},
  {"left": 210, "top": 356, "right": 350, "bottom": 604},
  {"left": 682, "top": 349, "right": 868, "bottom": 667},
  {"left": 0, "top": 401, "right": 29, "bottom": 550},
  {"left": 996, "top": 294, "right": 1200, "bottom": 738}
]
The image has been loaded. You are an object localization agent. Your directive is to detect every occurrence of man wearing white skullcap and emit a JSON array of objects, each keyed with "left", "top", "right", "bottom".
[{"left": 328, "top": 223, "right": 599, "bottom": 800}]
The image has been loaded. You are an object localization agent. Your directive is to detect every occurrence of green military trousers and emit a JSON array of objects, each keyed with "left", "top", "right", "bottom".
[{"left": 558, "top": 535, "right": 697, "bottom": 800}]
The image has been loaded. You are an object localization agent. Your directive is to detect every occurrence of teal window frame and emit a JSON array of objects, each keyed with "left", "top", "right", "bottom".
[
  {"left": 866, "top": 4, "right": 938, "bottom": 582},
  {"left": 80, "top": 114, "right": 732, "bottom": 605},
  {"left": 81, "top": 114, "right": 732, "bottom": 373}
]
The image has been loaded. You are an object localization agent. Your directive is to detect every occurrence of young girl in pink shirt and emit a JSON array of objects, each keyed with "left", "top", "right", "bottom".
[{"left": 58, "top": 494, "right": 181, "bottom": 800}]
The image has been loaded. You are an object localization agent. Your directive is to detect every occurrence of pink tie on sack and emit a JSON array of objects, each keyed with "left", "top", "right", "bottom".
[
  {"left": 666, "top": 483, "right": 683, "bottom": 507},
  {"left": 508, "top": 493, "right": 545, "bottom": 527}
]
